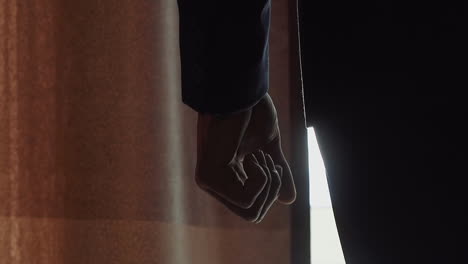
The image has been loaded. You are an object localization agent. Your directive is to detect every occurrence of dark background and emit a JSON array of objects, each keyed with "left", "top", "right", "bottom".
[{"left": 298, "top": 0, "right": 467, "bottom": 262}]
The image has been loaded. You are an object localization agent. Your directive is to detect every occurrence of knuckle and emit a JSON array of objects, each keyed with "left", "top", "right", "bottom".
[
  {"left": 238, "top": 190, "right": 260, "bottom": 209},
  {"left": 238, "top": 197, "right": 256, "bottom": 209},
  {"left": 243, "top": 214, "right": 258, "bottom": 222},
  {"left": 245, "top": 210, "right": 262, "bottom": 222}
]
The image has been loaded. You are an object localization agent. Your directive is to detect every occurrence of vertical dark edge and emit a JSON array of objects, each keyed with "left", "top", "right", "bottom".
[{"left": 288, "top": 0, "right": 310, "bottom": 263}]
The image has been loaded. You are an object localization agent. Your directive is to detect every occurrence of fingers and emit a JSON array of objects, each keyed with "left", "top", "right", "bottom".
[
  {"left": 198, "top": 152, "right": 272, "bottom": 222},
  {"left": 196, "top": 154, "right": 268, "bottom": 209},
  {"left": 257, "top": 149, "right": 268, "bottom": 168},
  {"left": 196, "top": 151, "right": 282, "bottom": 223},
  {"left": 262, "top": 134, "right": 297, "bottom": 204},
  {"left": 238, "top": 153, "right": 272, "bottom": 221},
  {"left": 202, "top": 178, "right": 270, "bottom": 222},
  {"left": 255, "top": 153, "right": 282, "bottom": 223}
]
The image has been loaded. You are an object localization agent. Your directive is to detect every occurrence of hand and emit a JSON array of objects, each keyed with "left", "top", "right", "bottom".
[
  {"left": 236, "top": 93, "right": 296, "bottom": 204},
  {"left": 195, "top": 93, "right": 296, "bottom": 222},
  {"left": 198, "top": 149, "right": 283, "bottom": 222}
]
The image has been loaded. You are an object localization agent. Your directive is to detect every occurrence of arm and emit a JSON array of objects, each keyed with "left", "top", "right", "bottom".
[{"left": 177, "top": 0, "right": 295, "bottom": 222}]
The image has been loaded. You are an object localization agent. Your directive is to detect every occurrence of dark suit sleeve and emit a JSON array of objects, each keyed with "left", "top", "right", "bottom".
[{"left": 177, "top": 0, "right": 271, "bottom": 115}]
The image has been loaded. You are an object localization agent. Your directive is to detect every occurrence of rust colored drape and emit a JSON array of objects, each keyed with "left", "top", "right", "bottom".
[{"left": 0, "top": 0, "right": 307, "bottom": 263}]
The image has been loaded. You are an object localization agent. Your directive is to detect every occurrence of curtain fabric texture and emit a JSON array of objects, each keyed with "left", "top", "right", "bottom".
[{"left": 0, "top": 0, "right": 305, "bottom": 263}]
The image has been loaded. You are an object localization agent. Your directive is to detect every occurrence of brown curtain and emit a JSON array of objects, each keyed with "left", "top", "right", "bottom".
[{"left": 0, "top": 0, "right": 307, "bottom": 263}]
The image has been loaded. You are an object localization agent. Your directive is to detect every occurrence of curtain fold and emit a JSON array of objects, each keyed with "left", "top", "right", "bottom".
[{"left": 1, "top": 0, "right": 305, "bottom": 263}]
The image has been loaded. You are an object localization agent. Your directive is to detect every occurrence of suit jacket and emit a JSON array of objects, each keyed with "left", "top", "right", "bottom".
[{"left": 177, "top": 0, "right": 271, "bottom": 115}]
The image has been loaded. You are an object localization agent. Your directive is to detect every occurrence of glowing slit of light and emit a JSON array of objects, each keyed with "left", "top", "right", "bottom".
[{"left": 308, "top": 127, "right": 346, "bottom": 264}]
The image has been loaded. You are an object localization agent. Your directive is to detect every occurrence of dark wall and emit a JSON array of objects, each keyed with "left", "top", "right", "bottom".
[
  {"left": 299, "top": 0, "right": 467, "bottom": 126},
  {"left": 298, "top": 0, "right": 467, "bottom": 262}
]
